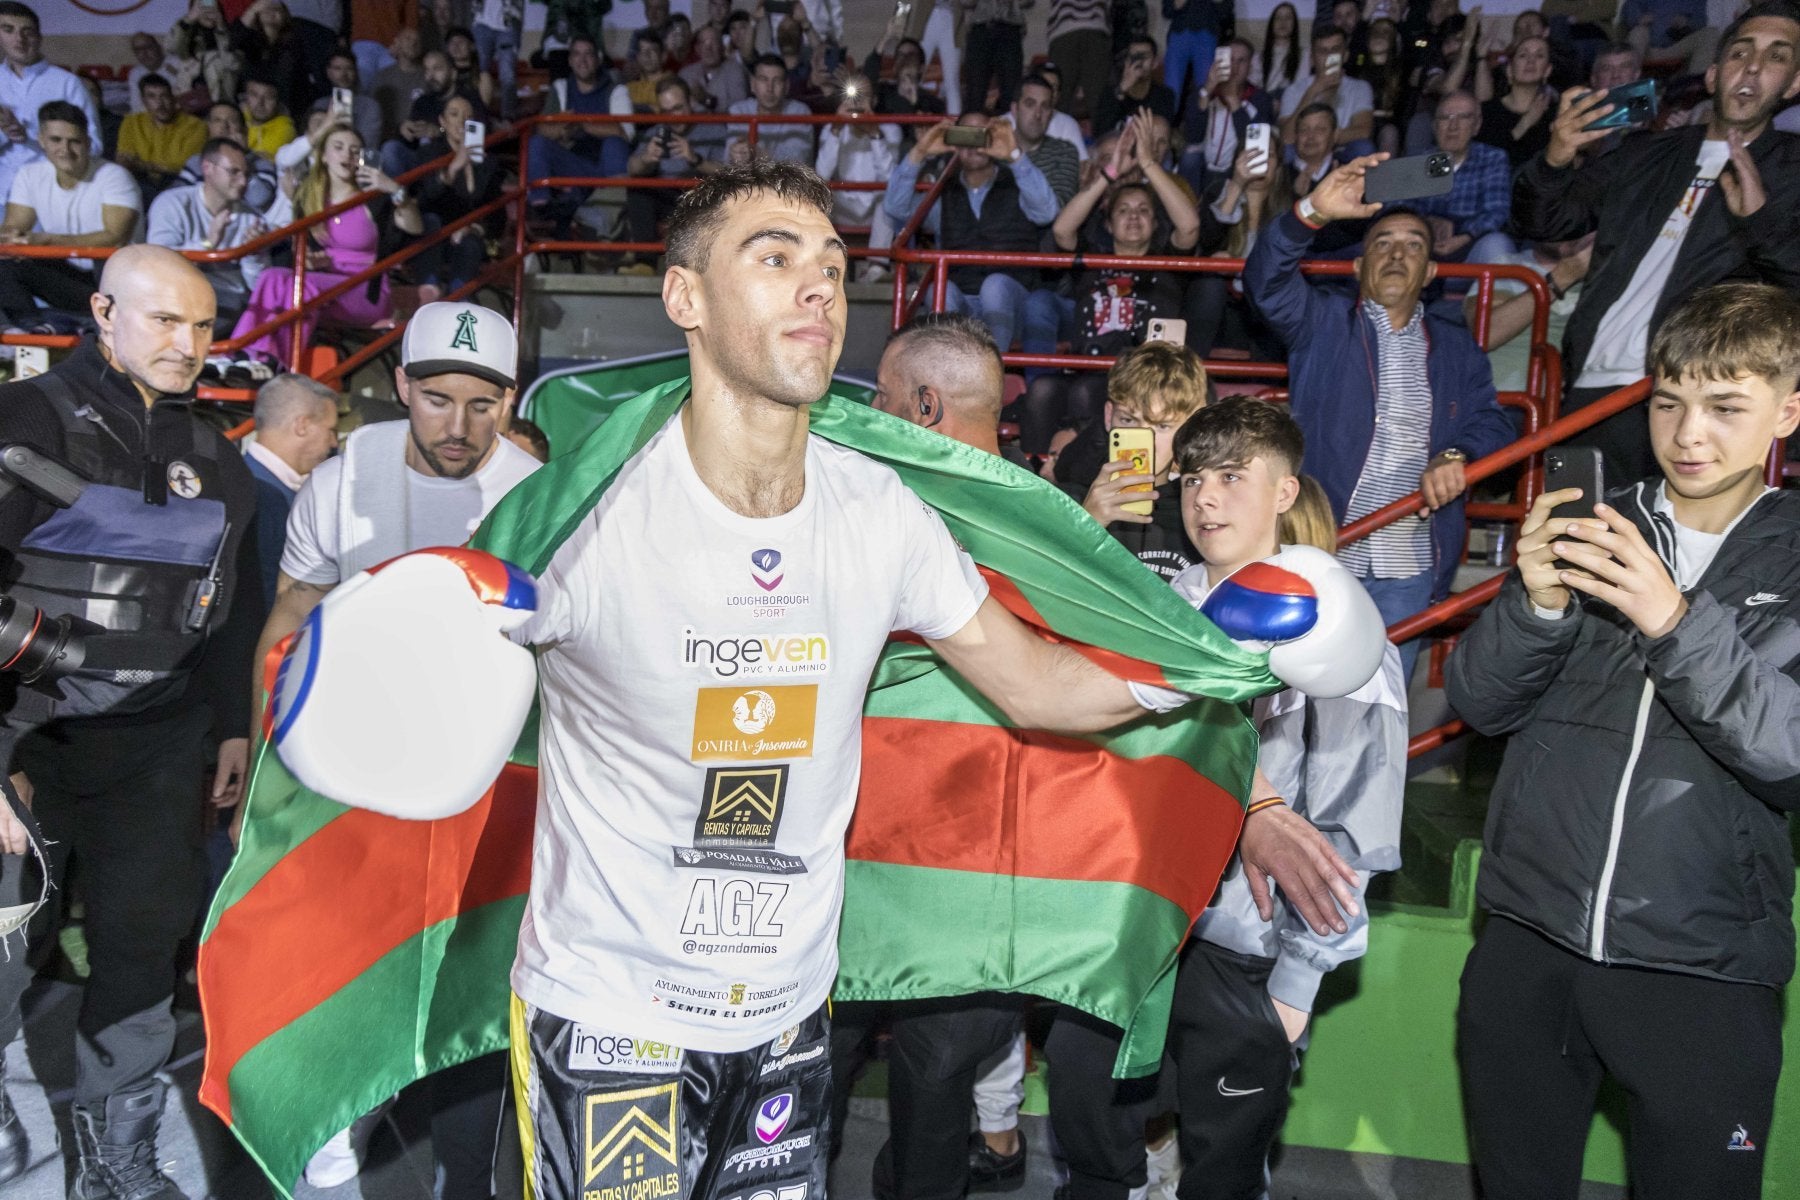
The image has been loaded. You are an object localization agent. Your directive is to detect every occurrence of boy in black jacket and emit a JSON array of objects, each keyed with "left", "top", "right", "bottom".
[{"left": 1446, "top": 282, "right": 1800, "bottom": 1200}]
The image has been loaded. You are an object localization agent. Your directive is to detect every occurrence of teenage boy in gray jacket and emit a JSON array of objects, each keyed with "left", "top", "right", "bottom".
[{"left": 1447, "top": 281, "right": 1800, "bottom": 1200}]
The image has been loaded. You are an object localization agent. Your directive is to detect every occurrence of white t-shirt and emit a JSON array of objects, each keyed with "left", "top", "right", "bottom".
[
  {"left": 7, "top": 158, "right": 141, "bottom": 271},
  {"left": 1278, "top": 72, "right": 1374, "bottom": 128},
  {"left": 279, "top": 434, "right": 542, "bottom": 583},
  {"left": 509, "top": 415, "right": 988, "bottom": 1051},
  {"left": 1576, "top": 139, "right": 1731, "bottom": 389}
]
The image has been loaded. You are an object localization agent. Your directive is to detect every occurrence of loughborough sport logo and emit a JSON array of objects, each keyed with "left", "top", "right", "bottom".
[
  {"left": 751, "top": 549, "right": 784, "bottom": 592},
  {"left": 754, "top": 1092, "right": 794, "bottom": 1143}
]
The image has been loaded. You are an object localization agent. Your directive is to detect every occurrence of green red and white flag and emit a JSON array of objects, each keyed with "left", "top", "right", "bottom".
[{"left": 198, "top": 373, "right": 1277, "bottom": 1195}]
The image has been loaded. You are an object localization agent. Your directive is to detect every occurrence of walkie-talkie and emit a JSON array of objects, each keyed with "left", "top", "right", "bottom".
[{"left": 185, "top": 521, "right": 231, "bottom": 631}]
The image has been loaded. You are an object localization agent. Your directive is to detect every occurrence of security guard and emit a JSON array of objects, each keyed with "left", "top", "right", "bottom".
[{"left": 0, "top": 245, "right": 264, "bottom": 1199}]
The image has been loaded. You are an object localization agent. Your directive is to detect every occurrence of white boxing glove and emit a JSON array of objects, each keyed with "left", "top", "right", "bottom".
[
  {"left": 269, "top": 547, "right": 539, "bottom": 819},
  {"left": 1199, "top": 545, "right": 1387, "bottom": 698}
]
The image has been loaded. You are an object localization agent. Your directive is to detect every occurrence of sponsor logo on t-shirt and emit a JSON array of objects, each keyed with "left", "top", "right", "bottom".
[
  {"left": 751, "top": 548, "right": 785, "bottom": 591},
  {"left": 682, "top": 629, "right": 830, "bottom": 679},
  {"left": 581, "top": 1083, "right": 682, "bottom": 1200},
  {"left": 567, "top": 1026, "right": 683, "bottom": 1074},
  {"left": 680, "top": 879, "right": 789, "bottom": 952},
  {"left": 759, "top": 1042, "right": 825, "bottom": 1077},
  {"left": 769, "top": 1025, "right": 799, "bottom": 1056},
  {"left": 648, "top": 976, "right": 800, "bottom": 1022},
  {"left": 754, "top": 1092, "right": 794, "bottom": 1143},
  {"left": 721, "top": 1133, "right": 815, "bottom": 1176},
  {"left": 691, "top": 685, "right": 818, "bottom": 761}
]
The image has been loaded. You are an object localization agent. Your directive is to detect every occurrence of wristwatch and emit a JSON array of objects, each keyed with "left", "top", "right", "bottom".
[
  {"left": 1436, "top": 447, "right": 1469, "bottom": 464},
  {"left": 388, "top": 186, "right": 410, "bottom": 205},
  {"left": 1297, "top": 193, "right": 1324, "bottom": 227},
  {"left": 1007, "top": 146, "right": 1023, "bottom": 163}
]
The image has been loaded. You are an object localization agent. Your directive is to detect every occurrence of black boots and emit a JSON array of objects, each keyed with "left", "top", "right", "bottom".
[
  {"left": 71, "top": 1079, "right": 187, "bottom": 1200},
  {"left": 0, "top": 1056, "right": 27, "bottom": 1184}
]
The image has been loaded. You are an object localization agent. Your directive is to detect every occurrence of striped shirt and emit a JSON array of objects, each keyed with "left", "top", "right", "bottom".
[
  {"left": 1049, "top": 0, "right": 1110, "bottom": 38},
  {"left": 1338, "top": 301, "right": 1433, "bottom": 579}
]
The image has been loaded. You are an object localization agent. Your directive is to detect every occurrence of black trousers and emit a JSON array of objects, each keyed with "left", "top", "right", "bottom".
[
  {"left": 0, "top": 257, "right": 97, "bottom": 323},
  {"left": 1046, "top": 939, "right": 1298, "bottom": 1200},
  {"left": 0, "top": 705, "right": 210, "bottom": 1105},
  {"left": 1459, "top": 916, "right": 1782, "bottom": 1200},
  {"left": 625, "top": 186, "right": 682, "bottom": 249},
  {"left": 1563, "top": 384, "right": 1657, "bottom": 486},
  {"left": 962, "top": 21, "right": 1024, "bottom": 113},
  {"left": 831, "top": 995, "right": 1022, "bottom": 1200}
]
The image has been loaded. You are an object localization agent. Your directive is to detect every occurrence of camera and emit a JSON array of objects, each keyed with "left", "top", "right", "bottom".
[{"left": 0, "top": 594, "right": 88, "bottom": 683}]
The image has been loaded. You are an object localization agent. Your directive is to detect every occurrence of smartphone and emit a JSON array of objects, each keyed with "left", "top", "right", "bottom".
[
  {"left": 1545, "top": 446, "right": 1605, "bottom": 524},
  {"left": 360, "top": 148, "right": 380, "bottom": 170},
  {"left": 1324, "top": 51, "right": 1344, "bottom": 74},
  {"left": 1363, "top": 151, "right": 1454, "bottom": 204},
  {"left": 942, "top": 125, "right": 991, "bottom": 148},
  {"left": 465, "top": 118, "right": 485, "bottom": 163},
  {"left": 1581, "top": 78, "right": 1658, "bottom": 132},
  {"left": 1244, "top": 122, "right": 1271, "bottom": 177},
  {"left": 1146, "top": 317, "right": 1187, "bottom": 346},
  {"left": 1108, "top": 427, "right": 1157, "bottom": 518},
  {"left": 896, "top": 0, "right": 913, "bottom": 17},
  {"left": 332, "top": 86, "right": 353, "bottom": 117},
  {"left": 1214, "top": 46, "right": 1233, "bottom": 72}
]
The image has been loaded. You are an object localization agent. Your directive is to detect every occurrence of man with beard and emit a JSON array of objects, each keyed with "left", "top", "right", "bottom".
[
  {"left": 1513, "top": 0, "right": 1800, "bottom": 482},
  {"left": 249, "top": 300, "right": 540, "bottom": 1194}
]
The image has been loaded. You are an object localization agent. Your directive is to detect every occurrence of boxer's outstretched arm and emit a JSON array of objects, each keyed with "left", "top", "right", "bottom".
[
  {"left": 249, "top": 572, "right": 336, "bottom": 738},
  {"left": 925, "top": 595, "right": 1149, "bottom": 736}
]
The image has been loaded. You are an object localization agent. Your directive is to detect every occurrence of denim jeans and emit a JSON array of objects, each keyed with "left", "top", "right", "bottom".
[
  {"left": 1356, "top": 568, "right": 1435, "bottom": 685},
  {"left": 1164, "top": 29, "right": 1218, "bottom": 111},
  {"left": 473, "top": 22, "right": 519, "bottom": 119},
  {"left": 525, "top": 133, "right": 630, "bottom": 205},
  {"left": 945, "top": 273, "right": 1059, "bottom": 361}
]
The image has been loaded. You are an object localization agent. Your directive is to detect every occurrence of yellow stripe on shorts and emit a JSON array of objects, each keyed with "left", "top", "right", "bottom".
[{"left": 510, "top": 992, "right": 538, "bottom": 1200}]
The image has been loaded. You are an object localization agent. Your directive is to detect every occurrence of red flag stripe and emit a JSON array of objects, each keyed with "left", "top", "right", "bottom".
[
  {"left": 198, "top": 766, "right": 536, "bottom": 1120},
  {"left": 852, "top": 716, "right": 1244, "bottom": 914},
  {"left": 978, "top": 570, "right": 1176, "bottom": 688}
]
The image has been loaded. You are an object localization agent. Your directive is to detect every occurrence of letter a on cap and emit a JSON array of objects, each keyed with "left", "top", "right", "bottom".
[{"left": 451, "top": 311, "right": 479, "bottom": 352}]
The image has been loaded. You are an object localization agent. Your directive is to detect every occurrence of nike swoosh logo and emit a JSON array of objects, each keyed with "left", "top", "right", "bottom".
[
  {"left": 1746, "top": 596, "right": 1786, "bottom": 607},
  {"left": 1217, "top": 1078, "right": 1264, "bottom": 1097}
]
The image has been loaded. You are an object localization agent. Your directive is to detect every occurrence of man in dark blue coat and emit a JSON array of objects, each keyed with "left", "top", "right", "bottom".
[
  {"left": 1245, "top": 152, "right": 1515, "bottom": 679},
  {"left": 243, "top": 373, "right": 339, "bottom": 607}
]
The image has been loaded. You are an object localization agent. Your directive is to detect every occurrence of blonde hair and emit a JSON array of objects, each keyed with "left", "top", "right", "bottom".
[
  {"left": 1279, "top": 475, "right": 1338, "bottom": 553},
  {"left": 1107, "top": 341, "right": 1210, "bottom": 425},
  {"left": 296, "top": 122, "right": 363, "bottom": 219}
]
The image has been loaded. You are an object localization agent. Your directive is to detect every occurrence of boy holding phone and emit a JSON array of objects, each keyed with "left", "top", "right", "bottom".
[
  {"left": 1047, "top": 395, "right": 1405, "bottom": 1200},
  {"left": 1447, "top": 282, "right": 1800, "bottom": 1199}
]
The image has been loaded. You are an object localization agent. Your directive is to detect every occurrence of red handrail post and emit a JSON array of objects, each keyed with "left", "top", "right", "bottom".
[{"left": 287, "top": 227, "right": 308, "bottom": 372}]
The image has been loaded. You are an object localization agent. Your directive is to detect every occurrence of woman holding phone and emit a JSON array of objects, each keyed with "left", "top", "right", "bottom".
[
  {"left": 1186, "top": 139, "right": 1294, "bottom": 360},
  {"left": 414, "top": 95, "right": 504, "bottom": 297},
  {"left": 223, "top": 124, "right": 422, "bottom": 377}
]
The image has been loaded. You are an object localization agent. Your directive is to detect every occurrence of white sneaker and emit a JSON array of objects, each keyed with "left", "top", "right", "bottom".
[
  {"left": 1145, "top": 1133, "right": 1181, "bottom": 1200},
  {"left": 303, "top": 1107, "right": 382, "bottom": 1188}
]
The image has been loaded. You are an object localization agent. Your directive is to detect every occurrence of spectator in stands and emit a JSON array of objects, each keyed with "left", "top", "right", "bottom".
[
  {"left": 663, "top": 13, "right": 696, "bottom": 70},
  {"left": 1621, "top": 0, "right": 1710, "bottom": 52},
  {"left": 1000, "top": 74, "right": 1080, "bottom": 205},
  {"left": 372, "top": 28, "right": 427, "bottom": 144},
  {"left": 816, "top": 75, "right": 900, "bottom": 281},
  {"left": 169, "top": 1, "right": 243, "bottom": 114},
  {"left": 629, "top": 0, "right": 672, "bottom": 65},
  {"left": 1056, "top": 340, "right": 1211, "bottom": 580},
  {"left": 542, "top": 0, "right": 606, "bottom": 64},
  {"left": 1178, "top": 36, "right": 1276, "bottom": 194},
  {"left": 1411, "top": 89, "right": 1513, "bottom": 262},
  {"left": 1023, "top": 119, "right": 1201, "bottom": 453},
  {"left": 962, "top": 0, "right": 1030, "bottom": 115},
  {"left": 1287, "top": 102, "right": 1339, "bottom": 195},
  {"left": 528, "top": 34, "right": 626, "bottom": 228},
  {"left": 871, "top": 35, "right": 947, "bottom": 150},
  {"left": 323, "top": 50, "right": 383, "bottom": 150},
  {"left": 1095, "top": 36, "right": 1179, "bottom": 135},
  {"left": 1252, "top": 2, "right": 1309, "bottom": 100},
  {"left": 1466, "top": 232, "right": 1591, "bottom": 396},
  {"left": 504, "top": 414, "right": 550, "bottom": 462},
  {"left": 125, "top": 33, "right": 191, "bottom": 114},
  {"left": 1478, "top": 35, "right": 1556, "bottom": 168},
  {"left": 116, "top": 74, "right": 208, "bottom": 198},
  {"left": 471, "top": 0, "right": 523, "bottom": 122},
  {"left": 148, "top": 137, "right": 269, "bottom": 328},
  {"left": 1245, "top": 155, "right": 1513, "bottom": 677},
  {"left": 232, "top": 1, "right": 312, "bottom": 119},
  {"left": 1402, "top": 11, "right": 1475, "bottom": 153},
  {"left": 621, "top": 76, "right": 724, "bottom": 275},
  {"left": 179, "top": 102, "right": 278, "bottom": 212},
  {"left": 1355, "top": 17, "right": 1407, "bottom": 155},
  {"left": 1280, "top": 25, "right": 1376, "bottom": 157},
  {"left": 414, "top": 93, "right": 505, "bottom": 295},
  {"left": 1446, "top": 281, "right": 1800, "bottom": 1200},
  {"left": 1030, "top": 62, "right": 1090, "bottom": 161},
  {"left": 1188, "top": 144, "right": 1295, "bottom": 360},
  {"left": 1044, "top": 0, "right": 1108, "bottom": 120},
  {"left": 728, "top": 55, "right": 814, "bottom": 164},
  {"left": 623, "top": 30, "right": 670, "bottom": 110},
  {"left": 1583, "top": 42, "right": 1647, "bottom": 160},
  {"left": 1162, "top": 0, "right": 1231, "bottom": 117},
  {"left": 726, "top": 9, "right": 759, "bottom": 76},
  {"left": 682, "top": 22, "right": 750, "bottom": 113},
  {"left": 0, "top": 2, "right": 101, "bottom": 205},
  {"left": 246, "top": 373, "right": 340, "bottom": 605},
  {"left": 225, "top": 123, "right": 422, "bottom": 376},
  {"left": 380, "top": 51, "right": 459, "bottom": 178},
  {"left": 241, "top": 72, "right": 297, "bottom": 160},
  {"left": 0, "top": 102, "right": 139, "bottom": 327},
  {"left": 1515, "top": 1, "right": 1800, "bottom": 482},
  {"left": 886, "top": 113, "right": 1061, "bottom": 362}
]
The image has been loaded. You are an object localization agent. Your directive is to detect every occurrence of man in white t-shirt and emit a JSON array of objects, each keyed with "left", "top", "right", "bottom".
[
  {"left": 499, "top": 159, "right": 1362, "bottom": 1200},
  {"left": 250, "top": 300, "right": 539, "bottom": 1194},
  {"left": 1277, "top": 25, "right": 1375, "bottom": 156},
  {"left": 1513, "top": 1, "right": 1800, "bottom": 481},
  {"left": 0, "top": 100, "right": 139, "bottom": 326},
  {"left": 0, "top": 3, "right": 101, "bottom": 205}
]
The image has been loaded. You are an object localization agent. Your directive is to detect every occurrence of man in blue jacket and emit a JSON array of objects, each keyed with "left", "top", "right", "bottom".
[{"left": 1244, "top": 152, "right": 1514, "bottom": 677}]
